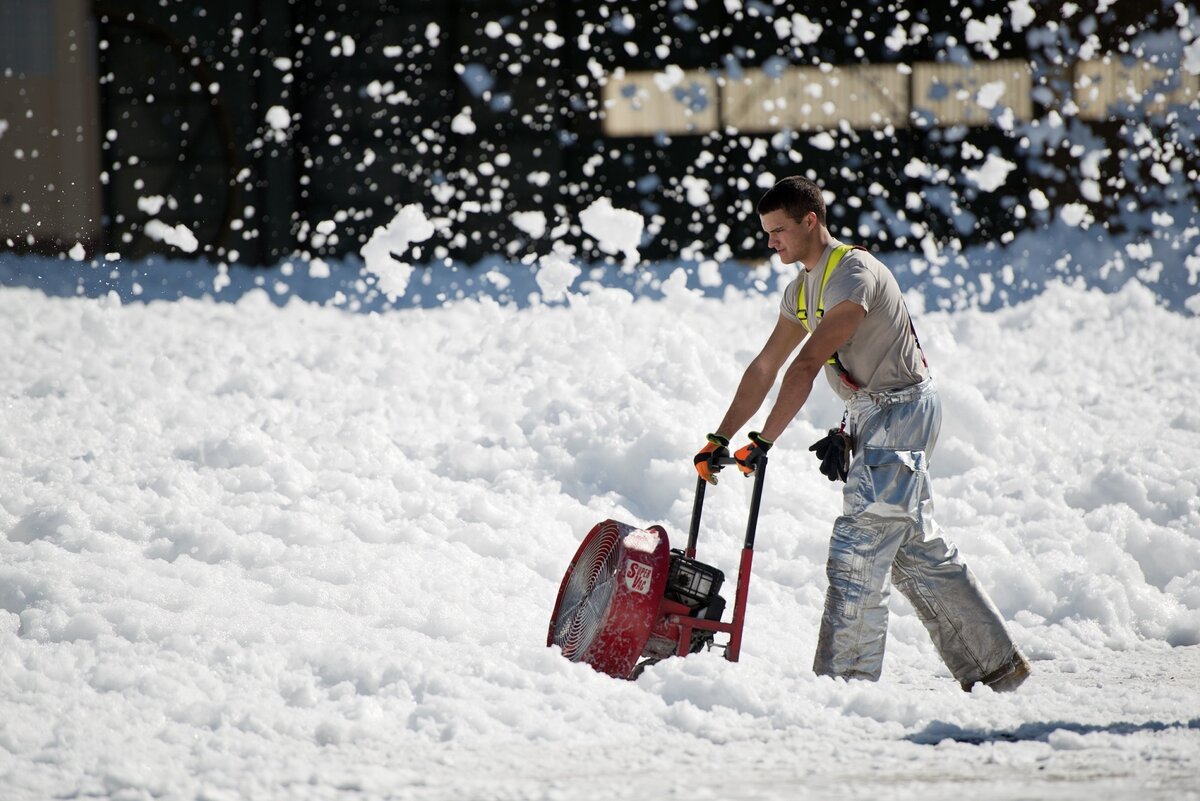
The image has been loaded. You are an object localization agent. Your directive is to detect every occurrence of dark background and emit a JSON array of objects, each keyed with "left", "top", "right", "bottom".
[{"left": 12, "top": 0, "right": 1200, "bottom": 267}]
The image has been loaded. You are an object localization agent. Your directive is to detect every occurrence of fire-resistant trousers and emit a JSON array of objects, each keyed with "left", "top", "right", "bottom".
[{"left": 812, "top": 378, "right": 1019, "bottom": 684}]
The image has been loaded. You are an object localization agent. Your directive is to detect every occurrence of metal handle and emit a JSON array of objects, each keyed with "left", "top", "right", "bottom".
[{"left": 687, "top": 455, "right": 767, "bottom": 555}]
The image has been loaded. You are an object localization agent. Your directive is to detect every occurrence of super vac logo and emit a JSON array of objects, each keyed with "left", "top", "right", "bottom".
[{"left": 624, "top": 561, "right": 653, "bottom": 594}]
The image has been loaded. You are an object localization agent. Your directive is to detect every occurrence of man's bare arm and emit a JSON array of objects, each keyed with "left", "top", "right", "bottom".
[{"left": 713, "top": 314, "right": 807, "bottom": 439}]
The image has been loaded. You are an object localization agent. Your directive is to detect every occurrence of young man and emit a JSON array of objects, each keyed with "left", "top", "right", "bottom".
[{"left": 694, "top": 176, "right": 1029, "bottom": 691}]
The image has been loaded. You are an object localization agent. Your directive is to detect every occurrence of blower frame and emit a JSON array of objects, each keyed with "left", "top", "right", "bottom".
[{"left": 547, "top": 455, "right": 767, "bottom": 678}]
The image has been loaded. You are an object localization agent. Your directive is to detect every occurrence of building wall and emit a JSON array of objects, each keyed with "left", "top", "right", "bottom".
[
  {"left": 1, "top": 1, "right": 1194, "bottom": 267},
  {"left": 0, "top": 0, "right": 103, "bottom": 251}
]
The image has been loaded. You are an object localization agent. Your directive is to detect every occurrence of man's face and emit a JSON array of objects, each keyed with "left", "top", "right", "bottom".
[{"left": 760, "top": 209, "right": 815, "bottom": 265}]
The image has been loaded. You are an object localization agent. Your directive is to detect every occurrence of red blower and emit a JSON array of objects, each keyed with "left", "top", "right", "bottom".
[{"left": 547, "top": 455, "right": 766, "bottom": 679}]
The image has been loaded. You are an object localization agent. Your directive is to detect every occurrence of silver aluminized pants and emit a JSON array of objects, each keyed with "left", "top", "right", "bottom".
[{"left": 813, "top": 378, "right": 1018, "bottom": 684}]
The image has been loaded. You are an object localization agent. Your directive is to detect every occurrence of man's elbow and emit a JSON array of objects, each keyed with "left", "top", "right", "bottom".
[
  {"left": 787, "top": 352, "right": 826, "bottom": 382},
  {"left": 746, "top": 354, "right": 785, "bottom": 382}
]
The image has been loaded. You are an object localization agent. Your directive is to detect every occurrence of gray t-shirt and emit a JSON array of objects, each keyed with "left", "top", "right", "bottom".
[{"left": 779, "top": 242, "right": 929, "bottom": 400}]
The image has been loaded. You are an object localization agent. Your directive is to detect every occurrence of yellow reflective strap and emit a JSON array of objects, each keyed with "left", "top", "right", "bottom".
[{"left": 797, "top": 243, "right": 856, "bottom": 333}]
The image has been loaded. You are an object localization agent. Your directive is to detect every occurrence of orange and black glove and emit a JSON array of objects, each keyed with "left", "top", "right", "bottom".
[
  {"left": 694, "top": 433, "right": 730, "bottom": 485},
  {"left": 734, "top": 431, "right": 773, "bottom": 475}
]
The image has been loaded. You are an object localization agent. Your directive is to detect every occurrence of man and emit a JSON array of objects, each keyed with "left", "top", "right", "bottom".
[{"left": 694, "top": 176, "right": 1029, "bottom": 691}]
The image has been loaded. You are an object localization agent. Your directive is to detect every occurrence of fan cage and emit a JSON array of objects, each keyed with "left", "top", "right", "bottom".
[{"left": 552, "top": 522, "right": 622, "bottom": 660}]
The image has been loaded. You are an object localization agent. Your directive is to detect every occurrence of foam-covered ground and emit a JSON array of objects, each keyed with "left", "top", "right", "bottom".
[{"left": 1, "top": 276, "right": 1198, "bottom": 800}]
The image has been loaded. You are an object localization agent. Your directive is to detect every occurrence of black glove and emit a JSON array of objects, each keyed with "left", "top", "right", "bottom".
[
  {"left": 809, "top": 428, "right": 853, "bottom": 482},
  {"left": 734, "top": 431, "right": 773, "bottom": 476}
]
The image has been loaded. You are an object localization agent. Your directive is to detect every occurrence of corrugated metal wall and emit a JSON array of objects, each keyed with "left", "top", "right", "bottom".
[{"left": 91, "top": 0, "right": 572, "bottom": 265}]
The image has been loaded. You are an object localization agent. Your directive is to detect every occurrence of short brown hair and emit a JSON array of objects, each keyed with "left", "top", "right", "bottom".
[{"left": 756, "top": 176, "right": 826, "bottom": 225}]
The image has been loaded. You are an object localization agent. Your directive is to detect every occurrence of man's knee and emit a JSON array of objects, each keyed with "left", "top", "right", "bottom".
[{"left": 826, "top": 519, "right": 901, "bottom": 617}]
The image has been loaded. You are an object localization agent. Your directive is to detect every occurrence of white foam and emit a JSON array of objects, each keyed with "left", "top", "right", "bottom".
[
  {"left": 359, "top": 204, "right": 436, "bottom": 299},
  {"left": 579, "top": 198, "right": 644, "bottom": 266},
  {"left": 143, "top": 219, "right": 199, "bottom": 253}
]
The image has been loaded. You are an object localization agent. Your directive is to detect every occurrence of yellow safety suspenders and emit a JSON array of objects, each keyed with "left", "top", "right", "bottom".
[
  {"left": 797, "top": 244, "right": 860, "bottom": 378},
  {"left": 797, "top": 243, "right": 856, "bottom": 332},
  {"left": 796, "top": 243, "right": 928, "bottom": 392}
]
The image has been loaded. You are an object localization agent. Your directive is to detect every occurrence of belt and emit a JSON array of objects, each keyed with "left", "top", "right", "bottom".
[{"left": 855, "top": 377, "right": 935, "bottom": 407}]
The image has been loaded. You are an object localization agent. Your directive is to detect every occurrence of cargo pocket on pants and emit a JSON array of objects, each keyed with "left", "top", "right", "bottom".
[
  {"left": 825, "top": 529, "right": 867, "bottom": 617},
  {"left": 859, "top": 448, "right": 925, "bottom": 522}
]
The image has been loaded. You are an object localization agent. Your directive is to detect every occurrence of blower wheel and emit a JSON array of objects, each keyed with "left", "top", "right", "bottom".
[{"left": 547, "top": 519, "right": 671, "bottom": 679}]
